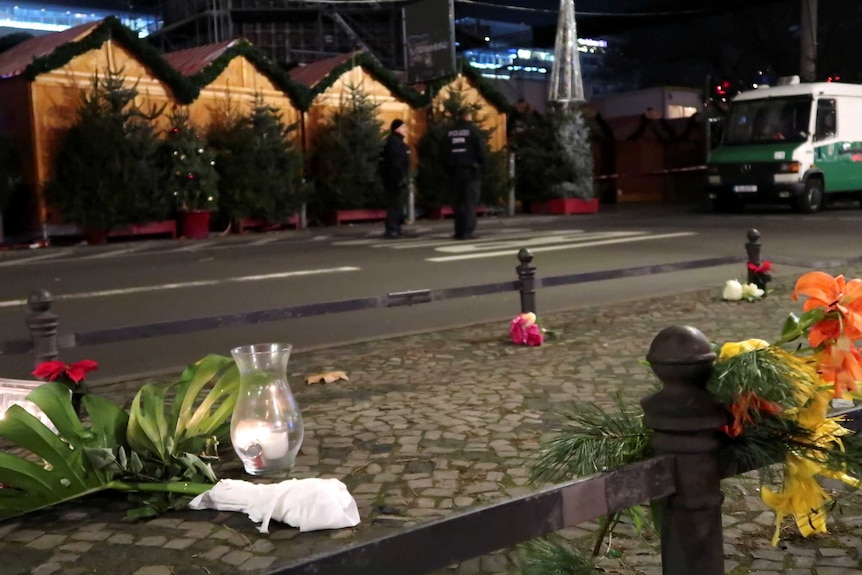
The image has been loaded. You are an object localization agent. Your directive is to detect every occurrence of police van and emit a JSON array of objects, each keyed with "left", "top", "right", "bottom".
[{"left": 707, "top": 77, "right": 862, "bottom": 213}]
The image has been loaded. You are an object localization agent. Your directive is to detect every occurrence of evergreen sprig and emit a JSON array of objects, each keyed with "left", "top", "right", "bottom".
[
  {"left": 530, "top": 393, "right": 652, "bottom": 484},
  {"left": 518, "top": 537, "right": 601, "bottom": 575},
  {"left": 707, "top": 347, "right": 810, "bottom": 408}
]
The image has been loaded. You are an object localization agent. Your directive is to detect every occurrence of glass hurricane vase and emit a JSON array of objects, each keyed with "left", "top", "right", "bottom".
[{"left": 230, "top": 343, "right": 304, "bottom": 476}]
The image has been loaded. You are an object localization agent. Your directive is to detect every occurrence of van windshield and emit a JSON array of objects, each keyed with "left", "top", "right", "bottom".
[{"left": 724, "top": 96, "right": 812, "bottom": 145}]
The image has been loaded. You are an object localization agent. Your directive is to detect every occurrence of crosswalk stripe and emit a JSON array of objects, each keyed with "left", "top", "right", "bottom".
[
  {"left": 426, "top": 232, "right": 697, "bottom": 262},
  {"left": 433, "top": 231, "right": 643, "bottom": 253}
]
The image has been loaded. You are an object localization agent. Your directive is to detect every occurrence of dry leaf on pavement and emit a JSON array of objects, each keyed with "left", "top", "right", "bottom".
[{"left": 306, "top": 371, "right": 349, "bottom": 385}]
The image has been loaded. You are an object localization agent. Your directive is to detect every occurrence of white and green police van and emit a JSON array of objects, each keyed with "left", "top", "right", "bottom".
[{"left": 707, "top": 78, "right": 862, "bottom": 213}]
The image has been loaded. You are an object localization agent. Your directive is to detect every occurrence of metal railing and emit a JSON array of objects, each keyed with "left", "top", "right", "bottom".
[{"left": 270, "top": 324, "right": 862, "bottom": 575}]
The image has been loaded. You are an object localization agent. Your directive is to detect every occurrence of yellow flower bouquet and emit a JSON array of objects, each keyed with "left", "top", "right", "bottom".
[{"left": 525, "top": 270, "right": 862, "bottom": 570}]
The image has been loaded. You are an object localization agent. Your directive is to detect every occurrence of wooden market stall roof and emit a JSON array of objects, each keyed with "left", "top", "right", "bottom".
[
  {"left": 164, "top": 39, "right": 309, "bottom": 109},
  {"left": 289, "top": 51, "right": 426, "bottom": 108},
  {"left": 0, "top": 17, "right": 194, "bottom": 101},
  {"left": 0, "top": 21, "right": 100, "bottom": 79},
  {"left": 423, "top": 61, "right": 513, "bottom": 114}
]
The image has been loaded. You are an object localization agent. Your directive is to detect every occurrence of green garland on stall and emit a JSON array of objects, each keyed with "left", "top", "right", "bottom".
[
  {"left": 16, "top": 19, "right": 511, "bottom": 115},
  {"left": 188, "top": 41, "right": 311, "bottom": 111},
  {"left": 22, "top": 16, "right": 198, "bottom": 104},
  {"left": 425, "top": 59, "right": 513, "bottom": 114},
  {"left": 304, "top": 51, "right": 427, "bottom": 109}
]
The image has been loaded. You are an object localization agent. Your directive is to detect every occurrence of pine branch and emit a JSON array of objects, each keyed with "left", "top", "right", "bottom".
[
  {"left": 530, "top": 393, "right": 651, "bottom": 484},
  {"left": 518, "top": 536, "right": 601, "bottom": 575},
  {"left": 708, "top": 347, "right": 810, "bottom": 408}
]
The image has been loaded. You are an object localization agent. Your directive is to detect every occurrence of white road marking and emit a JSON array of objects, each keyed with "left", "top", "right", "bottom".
[
  {"left": 75, "top": 247, "right": 151, "bottom": 260},
  {"left": 434, "top": 231, "right": 643, "bottom": 253},
  {"left": 248, "top": 237, "right": 283, "bottom": 246},
  {"left": 0, "top": 266, "right": 360, "bottom": 308},
  {"left": 174, "top": 242, "right": 215, "bottom": 252},
  {"left": 0, "top": 251, "right": 71, "bottom": 267},
  {"left": 426, "top": 232, "right": 697, "bottom": 262}
]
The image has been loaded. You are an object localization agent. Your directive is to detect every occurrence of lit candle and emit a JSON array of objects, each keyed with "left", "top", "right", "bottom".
[{"left": 233, "top": 421, "right": 289, "bottom": 461}]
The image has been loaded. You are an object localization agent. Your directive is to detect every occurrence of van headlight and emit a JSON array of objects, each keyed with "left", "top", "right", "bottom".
[{"left": 777, "top": 161, "right": 801, "bottom": 173}]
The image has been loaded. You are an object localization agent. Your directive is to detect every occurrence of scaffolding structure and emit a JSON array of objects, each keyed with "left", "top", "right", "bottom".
[{"left": 152, "top": 0, "right": 409, "bottom": 68}]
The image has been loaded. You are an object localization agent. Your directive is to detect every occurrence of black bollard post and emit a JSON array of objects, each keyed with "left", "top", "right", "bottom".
[
  {"left": 745, "top": 229, "right": 762, "bottom": 286},
  {"left": 27, "top": 289, "right": 59, "bottom": 366},
  {"left": 641, "top": 326, "right": 728, "bottom": 575},
  {"left": 516, "top": 248, "right": 536, "bottom": 314}
]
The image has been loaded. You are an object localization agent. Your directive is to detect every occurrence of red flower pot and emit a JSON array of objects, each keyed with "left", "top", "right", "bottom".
[
  {"left": 84, "top": 229, "right": 109, "bottom": 245},
  {"left": 180, "top": 210, "right": 211, "bottom": 239}
]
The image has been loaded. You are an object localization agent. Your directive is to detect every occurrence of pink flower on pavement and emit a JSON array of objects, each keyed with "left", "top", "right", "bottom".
[
  {"left": 525, "top": 324, "right": 544, "bottom": 346},
  {"left": 509, "top": 314, "right": 544, "bottom": 346}
]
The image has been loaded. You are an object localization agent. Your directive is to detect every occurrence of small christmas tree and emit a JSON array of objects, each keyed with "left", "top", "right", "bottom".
[
  {"left": 159, "top": 106, "right": 218, "bottom": 212},
  {"left": 311, "top": 85, "right": 385, "bottom": 216},
  {"left": 513, "top": 104, "right": 595, "bottom": 202},
  {"left": 550, "top": 104, "right": 594, "bottom": 200},
  {"left": 247, "top": 96, "right": 306, "bottom": 221},
  {"left": 46, "top": 68, "right": 167, "bottom": 233},
  {"left": 207, "top": 95, "right": 304, "bottom": 223}
]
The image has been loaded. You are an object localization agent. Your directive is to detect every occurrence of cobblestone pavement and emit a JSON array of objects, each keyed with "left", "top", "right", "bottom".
[{"left": 3, "top": 265, "right": 862, "bottom": 575}]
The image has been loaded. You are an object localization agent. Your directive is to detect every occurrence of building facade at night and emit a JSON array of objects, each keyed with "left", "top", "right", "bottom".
[{"left": 0, "top": 1, "right": 158, "bottom": 37}]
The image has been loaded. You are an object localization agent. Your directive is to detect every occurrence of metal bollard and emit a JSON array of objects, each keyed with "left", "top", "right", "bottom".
[
  {"left": 745, "top": 228, "right": 762, "bottom": 285},
  {"left": 27, "top": 289, "right": 59, "bottom": 366},
  {"left": 516, "top": 248, "right": 536, "bottom": 314},
  {"left": 642, "top": 326, "right": 728, "bottom": 575}
]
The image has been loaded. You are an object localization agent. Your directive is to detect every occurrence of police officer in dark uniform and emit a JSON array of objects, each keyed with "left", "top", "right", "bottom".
[
  {"left": 444, "top": 110, "right": 486, "bottom": 240},
  {"left": 380, "top": 119, "right": 411, "bottom": 238}
]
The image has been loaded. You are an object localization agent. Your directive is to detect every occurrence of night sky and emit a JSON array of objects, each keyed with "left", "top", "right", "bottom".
[{"left": 37, "top": 0, "right": 861, "bottom": 85}]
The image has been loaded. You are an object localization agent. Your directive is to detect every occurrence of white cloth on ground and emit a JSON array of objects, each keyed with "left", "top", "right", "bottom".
[{"left": 188, "top": 477, "right": 360, "bottom": 533}]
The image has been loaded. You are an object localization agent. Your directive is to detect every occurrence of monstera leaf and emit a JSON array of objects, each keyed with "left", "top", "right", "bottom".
[
  {"left": 0, "top": 354, "right": 241, "bottom": 521},
  {"left": 0, "top": 383, "right": 128, "bottom": 520},
  {"left": 128, "top": 354, "right": 239, "bottom": 462}
]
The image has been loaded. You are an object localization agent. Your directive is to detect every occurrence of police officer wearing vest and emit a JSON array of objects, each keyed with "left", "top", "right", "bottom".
[{"left": 444, "top": 109, "right": 486, "bottom": 240}]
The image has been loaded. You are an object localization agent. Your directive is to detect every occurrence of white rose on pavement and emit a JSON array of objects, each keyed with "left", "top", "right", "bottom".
[
  {"left": 722, "top": 279, "right": 744, "bottom": 301},
  {"left": 742, "top": 283, "right": 765, "bottom": 300}
]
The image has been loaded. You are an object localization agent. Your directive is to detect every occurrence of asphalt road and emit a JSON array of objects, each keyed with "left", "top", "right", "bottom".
[{"left": 1, "top": 201, "right": 861, "bottom": 380}]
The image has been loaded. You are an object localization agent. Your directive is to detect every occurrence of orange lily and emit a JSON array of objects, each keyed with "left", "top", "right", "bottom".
[
  {"left": 721, "top": 391, "right": 783, "bottom": 437},
  {"left": 816, "top": 339, "right": 862, "bottom": 397},
  {"left": 792, "top": 271, "right": 862, "bottom": 344}
]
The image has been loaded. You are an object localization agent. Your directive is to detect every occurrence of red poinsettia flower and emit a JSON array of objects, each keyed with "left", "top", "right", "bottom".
[
  {"left": 747, "top": 260, "right": 772, "bottom": 274},
  {"left": 32, "top": 359, "right": 99, "bottom": 385}
]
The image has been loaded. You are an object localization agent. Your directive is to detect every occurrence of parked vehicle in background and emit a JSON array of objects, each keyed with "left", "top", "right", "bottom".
[{"left": 706, "top": 77, "right": 862, "bottom": 213}]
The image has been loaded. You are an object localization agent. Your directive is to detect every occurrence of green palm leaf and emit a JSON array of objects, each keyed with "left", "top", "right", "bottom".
[{"left": 0, "top": 382, "right": 127, "bottom": 520}]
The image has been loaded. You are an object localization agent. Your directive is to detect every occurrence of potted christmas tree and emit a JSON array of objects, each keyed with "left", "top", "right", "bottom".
[
  {"left": 159, "top": 107, "right": 219, "bottom": 239},
  {"left": 207, "top": 96, "right": 305, "bottom": 230},
  {"left": 311, "top": 85, "right": 386, "bottom": 224},
  {"left": 46, "top": 69, "right": 168, "bottom": 243},
  {"left": 514, "top": 104, "right": 598, "bottom": 215}
]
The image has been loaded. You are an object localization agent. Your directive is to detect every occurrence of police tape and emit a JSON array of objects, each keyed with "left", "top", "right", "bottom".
[{"left": 593, "top": 165, "right": 708, "bottom": 180}]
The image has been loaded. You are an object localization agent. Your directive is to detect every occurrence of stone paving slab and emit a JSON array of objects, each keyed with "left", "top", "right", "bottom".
[{"left": 3, "top": 265, "right": 862, "bottom": 574}]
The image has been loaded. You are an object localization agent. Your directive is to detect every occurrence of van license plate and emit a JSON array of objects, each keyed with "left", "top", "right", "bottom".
[{"left": 733, "top": 185, "right": 757, "bottom": 193}]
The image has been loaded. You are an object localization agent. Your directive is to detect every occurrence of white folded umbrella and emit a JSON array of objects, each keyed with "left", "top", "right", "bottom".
[{"left": 188, "top": 477, "right": 361, "bottom": 533}]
